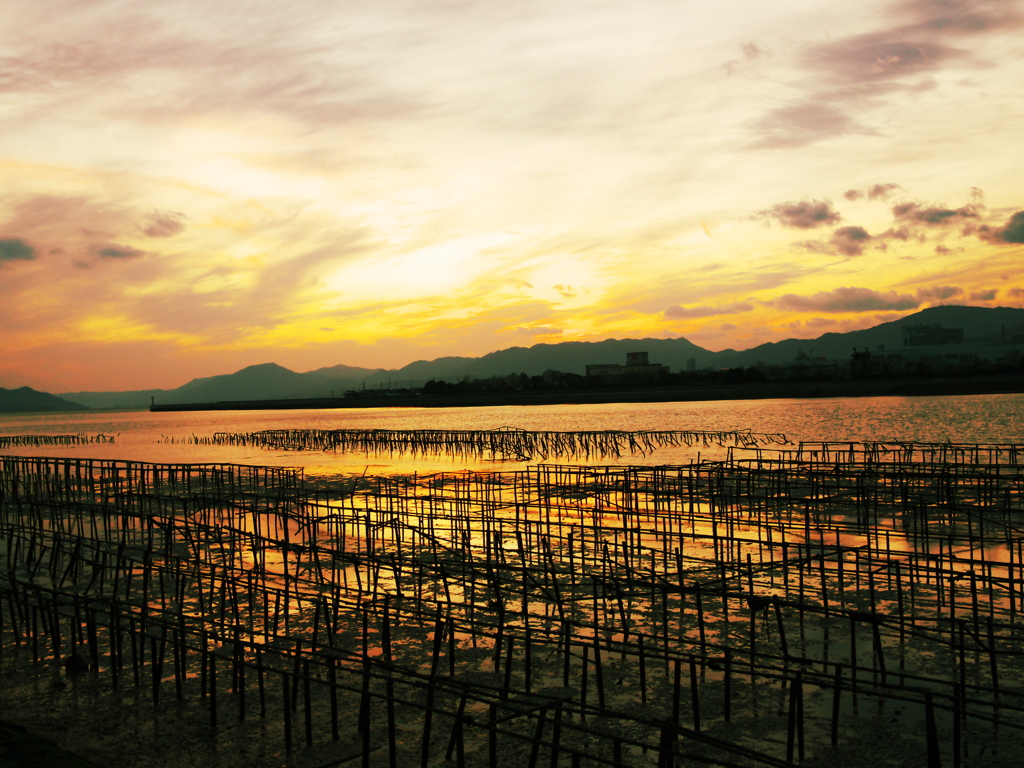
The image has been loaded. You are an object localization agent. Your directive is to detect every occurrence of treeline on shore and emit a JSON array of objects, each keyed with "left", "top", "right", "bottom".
[
  {"left": 150, "top": 358, "right": 1024, "bottom": 411},
  {"left": 345, "top": 356, "right": 1024, "bottom": 400}
]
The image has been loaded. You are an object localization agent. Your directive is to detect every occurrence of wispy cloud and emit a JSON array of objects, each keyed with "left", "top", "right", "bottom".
[
  {"left": 916, "top": 285, "right": 963, "bottom": 301},
  {"left": 742, "top": 0, "right": 1024, "bottom": 154},
  {"left": 795, "top": 225, "right": 872, "bottom": 257},
  {"left": 831, "top": 226, "right": 872, "bottom": 256},
  {"left": 749, "top": 102, "right": 869, "bottom": 149},
  {"left": 976, "top": 211, "right": 1024, "bottom": 244},
  {"left": 845, "top": 183, "right": 902, "bottom": 201},
  {"left": 804, "top": 36, "right": 962, "bottom": 86},
  {"left": 890, "top": 0, "right": 1024, "bottom": 38},
  {"left": 0, "top": 238, "right": 37, "bottom": 263},
  {"left": 892, "top": 200, "right": 981, "bottom": 225},
  {"left": 756, "top": 199, "right": 842, "bottom": 229},
  {"left": 512, "top": 326, "right": 563, "bottom": 336},
  {"left": 772, "top": 286, "right": 919, "bottom": 312},
  {"left": 664, "top": 302, "right": 753, "bottom": 319},
  {"left": 141, "top": 211, "right": 186, "bottom": 238},
  {"left": 92, "top": 244, "right": 148, "bottom": 260},
  {"left": 802, "top": 0, "right": 1024, "bottom": 89}
]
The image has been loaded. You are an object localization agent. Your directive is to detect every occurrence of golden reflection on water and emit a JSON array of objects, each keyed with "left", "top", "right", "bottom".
[
  {"left": 3, "top": 393, "right": 1023, "bottom": 472},
  {"left": 3, "top": 395, "right": 1024, "bottom": 765}
]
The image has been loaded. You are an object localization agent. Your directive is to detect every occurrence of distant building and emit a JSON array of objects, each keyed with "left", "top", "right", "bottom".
[
  {"left": 782, "top": 349, "right": 842, "bottom": 379},
  {"left": 586, "top": 351, "right": 668, "bottom": 377},
  {"left": 585, "top": 362, "right": 625, "bottom": 377},
  {"left": 850, "top": 348, "right": 872, "bottom": 378},
  {"left": 903, "top": 324, "right": 964, "bottom": 346}
]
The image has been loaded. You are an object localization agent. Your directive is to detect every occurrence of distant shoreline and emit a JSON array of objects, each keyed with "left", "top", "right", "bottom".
[{"left": 149, "top": 374, "right": 1024, "bottom": 412}]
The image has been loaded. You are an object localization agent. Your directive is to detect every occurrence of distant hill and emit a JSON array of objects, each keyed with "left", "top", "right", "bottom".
[
  {"left": 367, "top": 305, "right": 1024, "bottom": 384},
  {"left": 56, "top": 305, "right": 1024, "bottom": 407},
  {"left": 0, "top": 386, "right": 88, "bottom": 413},
  {"left": 64, "top": 362, "right": 382, "bottom": 409},
  {"left": 172, "top": 362, "right": 386, "bottom": 403},
  {"left": 305, "top": 363, "right": 387, "bottom": 381},
  {"left": 715, "top": 305, "right": 1024, "bottom": 368},
  {"left": 371, "top": 336, "right": 719, "bottom": 385},
  {"left": 58, "top": 388, "right": 174, "bottom": 410}
]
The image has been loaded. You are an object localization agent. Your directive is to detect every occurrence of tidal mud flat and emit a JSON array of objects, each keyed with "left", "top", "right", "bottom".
[{"left": 3, "top": 431, "right": 1024, "bottom": 766}]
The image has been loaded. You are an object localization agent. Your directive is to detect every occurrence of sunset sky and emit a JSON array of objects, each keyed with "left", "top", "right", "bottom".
[{"left": 2, "top": 0, "right": 1023, "bottom": 393}]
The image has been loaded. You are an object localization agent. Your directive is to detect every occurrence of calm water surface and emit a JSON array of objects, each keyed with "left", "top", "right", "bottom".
[{"left": 1, "top": 393, "right": 1022, "bottom": 476}]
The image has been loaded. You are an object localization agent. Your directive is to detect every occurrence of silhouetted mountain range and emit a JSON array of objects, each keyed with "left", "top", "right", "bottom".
[
  {"left": 0, "top": 387, "right": 90, "bottom": 413},
  {"left": 714, "top": 305, "right": 1024, "bottom": 369},
  {"left": 54, "top": 305, "right": 1024, "bottom": 409},
  {"left": 58, "top": 364, "right": 388, "bottom": 410}
]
